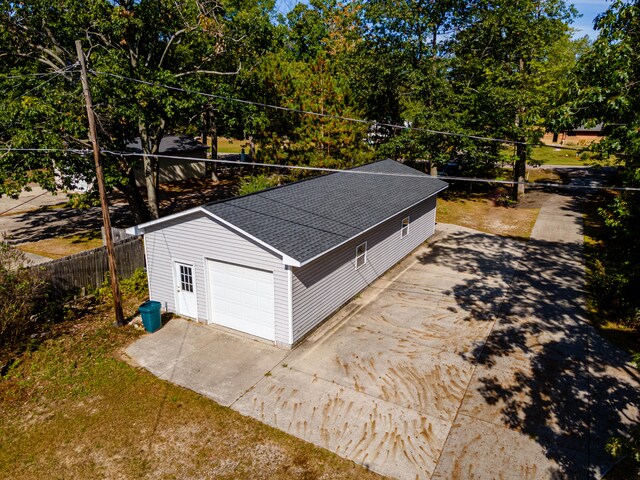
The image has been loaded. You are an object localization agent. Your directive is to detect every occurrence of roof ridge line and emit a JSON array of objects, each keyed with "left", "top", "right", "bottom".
[{"left": 202, "top": 158, "right": 394, "bottom": 208}]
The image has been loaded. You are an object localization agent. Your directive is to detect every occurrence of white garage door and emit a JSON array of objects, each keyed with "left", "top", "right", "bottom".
[{"left": 207, "top": 259, "right": 275, "bottom": 341}]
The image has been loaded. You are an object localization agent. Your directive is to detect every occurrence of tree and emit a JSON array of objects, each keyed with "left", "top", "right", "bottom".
[
  {"left": 348, "top": 0, "right": 467, "bottom": 160},
  {"left": 0, "top": 0, "right": 275, "bottom": 222},
  {"left": 569, "top": 0, "right": 640, "bottom": 329},
  {"left": 241, "top": 0, "right": 373, "bottom": 169},
  {"left": 448, "top": 0, "right": 576, "bottom": 199}
]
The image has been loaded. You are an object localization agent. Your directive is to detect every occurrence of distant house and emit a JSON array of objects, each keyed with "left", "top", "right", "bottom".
[
  {"left": 128, "top": 136, "right": 207, "bottom": 186},
  {"left": 127, "top": 159, "right": 448, "bottom": 348},
  {"left": 544, "top": 123, "right": 605, "bottom": 145},
  {"left": 566, "top": 124, "right": 605, "bottom": 139}
]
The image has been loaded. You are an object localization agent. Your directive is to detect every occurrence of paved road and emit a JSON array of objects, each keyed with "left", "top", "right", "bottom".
[
  {"left": 0, "top": 185, "right": 68, "bottom": 216},
  {"left": 0, "top": 186, "right": 131, "bottom": 245}
]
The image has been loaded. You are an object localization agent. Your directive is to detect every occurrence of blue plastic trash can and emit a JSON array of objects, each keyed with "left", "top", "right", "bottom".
[{"left": 139, "top": 300, "right": 162, "bottom": 333}]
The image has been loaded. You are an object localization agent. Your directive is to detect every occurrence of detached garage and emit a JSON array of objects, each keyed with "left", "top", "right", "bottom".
[{"left": 128, "top": 159, "right": 448, "bottom": 348}]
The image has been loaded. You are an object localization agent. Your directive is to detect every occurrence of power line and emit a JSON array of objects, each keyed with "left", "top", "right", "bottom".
[
  {"left": 0, "top": 67, "right": 619, "bottom": 155},
  {"left": 0, "top": 71, "right": 69, "bottom": 80},
  {"left": 91, "top": 69, "right": 529, "bottom": 146},
  {"left": 2, "top": 146, "right": 635, "bottom": 192},
  {"left": 91, "top": 70, "right": 626, "bottom": 154},
  {"left": 0, "top": 191, "right": 49, "bottom": 216},
  {"left": 1, "top": 64, "right": 78, "bottom": 105},
  {"left": 0, "top": 147, "right": 91, "bottom": 154},
  {"left": 100, "top": 150, "right": 640, "bottom": 192}
]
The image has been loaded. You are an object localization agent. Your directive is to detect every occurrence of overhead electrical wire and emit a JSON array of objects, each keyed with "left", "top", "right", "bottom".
[
  {"left": 0, "top": 147, "right": 91, "bottom": 155},
  {"left": 1, "top": 63, "right": 78, "bottom": 105},
  {"left": 99, "top": 150, "right": 640, "bottom": 192},
  {"left": 91, "top": 69, "right": 530, "bottom": 146},
  {"left": 0, "top": 71, "right": 70, "bottom": 80},
  {"left": 1, "top": 146, "right": 636, "bottom": 191},
  {"left": 90, "top": 69, "right": 613, "bottom": 154},
  {"left": 0, "top": 66, "right": 616, "bottom": 154}
]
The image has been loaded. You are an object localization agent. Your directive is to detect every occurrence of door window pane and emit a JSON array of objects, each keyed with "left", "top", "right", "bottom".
[{"left": 180, "top": 265, "right": 194, "bottom": 292}]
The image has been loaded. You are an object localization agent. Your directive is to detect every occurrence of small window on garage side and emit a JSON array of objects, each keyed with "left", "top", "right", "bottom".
[
  {"left": 401, "top": 216, "right": 410, "bottom": 238},
  {"left": 355, "top": 242, "right": 367, "bottom": 269}
]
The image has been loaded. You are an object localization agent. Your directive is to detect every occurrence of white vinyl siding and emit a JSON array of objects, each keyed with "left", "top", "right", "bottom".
[
  {"left": 143, "top": 211, "right": 290, "bottom": 345},
  {"left": 291, "top": 196, "right": 436, "bottom": 343}
]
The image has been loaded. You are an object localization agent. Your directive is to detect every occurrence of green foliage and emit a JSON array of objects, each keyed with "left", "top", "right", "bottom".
[
  {"left": 606, "top": 431, "right": 640, "bottom": 464},
  {"left": 0, "top": 0, "right": 278, "bottom": 222},
  {"left": 65, "top": 191, "right": 100, "bottom": 210},
  {"left": 606, "top": 403, "right": 640, "bottom": 464},
  {"left": 237, "top": 174, "right": 282, "bottom": 196},
  {"left": 96, "top": 268, "right": 148, "bottom": 303},
  {"left": 568, "top": 0, "right": 640, "bottom": 332},
  {"left": 0, "top": 243, "right": 50, "bottom": 346}
]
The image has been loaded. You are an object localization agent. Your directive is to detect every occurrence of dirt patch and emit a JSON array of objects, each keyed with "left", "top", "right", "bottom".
[
  {"left": 158, "top": 176, "right": 240, "bottom": 216},
  {"left": 437, "top": 192, "right": 542, "bottom": 240},
  {"left": 17, "top": 231, "right": 103, "bottom": 259},
  {"left": 527, "top": 168, "right": 571, "bottom": 185}
]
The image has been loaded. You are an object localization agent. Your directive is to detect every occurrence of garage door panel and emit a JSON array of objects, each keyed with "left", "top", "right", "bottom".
[{"left": 207, "top": 259, "right": 275, "bottom": 341}]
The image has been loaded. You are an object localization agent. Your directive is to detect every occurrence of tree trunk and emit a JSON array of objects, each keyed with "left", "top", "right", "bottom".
[
  {"left": 512, "top": 57, "right": 527, "bottom": 202},
  {"left": 142, "top": 153, "right": 160, "bottom": 218},
  {"left": 249, "top": 135, "right": 256, "bottom": 160},
  {"left": 138, "top": 123, "right": 160, "bottom": 219},
  {"left": 512, "top": 142, "right": 527, "bottom": 201},
  {"left": 116, "top": 169, "right": 151, "bottom": 224}
]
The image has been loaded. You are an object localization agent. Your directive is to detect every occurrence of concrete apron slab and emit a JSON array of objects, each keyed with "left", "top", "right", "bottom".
[
  {"left": 125, "top": 319, "right": 288, "bottom": 407},
  {"left": 125, "top": 216, "right": 640, "bottom": 480},
  {"left": 233, "top": 367, "right": 452, "bottom": 478},
  {"left": 233, "top": 230, "right": 522, "bottom": 480}
]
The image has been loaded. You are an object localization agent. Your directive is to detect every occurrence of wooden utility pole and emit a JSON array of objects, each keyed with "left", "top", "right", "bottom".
[
  {"left": 75, "top": 40, "right": 125, "bottom": 326},
  {"left": 513, "top": 139, "right": 527, "bottom": 201},
  {"left": 205, "top": 103, "right": 219, "bottom": 182}
]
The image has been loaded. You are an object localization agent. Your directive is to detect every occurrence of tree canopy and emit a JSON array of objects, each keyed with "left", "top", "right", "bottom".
[
  {"left": 0, "top": 0, "right": 612, "bottom": 211},
  {"left": 1, "top": 0, "right": 276, "bottom": 221}
]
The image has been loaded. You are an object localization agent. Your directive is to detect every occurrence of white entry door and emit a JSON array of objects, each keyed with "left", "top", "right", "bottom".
[
  {"left": 207, "top": 259, "right": 275, "bottom": 341},
  {"left": 174, "top": 262, "right": 198, "bottom": 318}
]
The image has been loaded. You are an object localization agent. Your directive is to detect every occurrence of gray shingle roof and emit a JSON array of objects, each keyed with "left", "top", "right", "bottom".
[
  {"left": 202, "top": 160, "right": 447, "bottom": 264},
  {"left": 126, "top": 135, "right": 207, "bottom": 153}
]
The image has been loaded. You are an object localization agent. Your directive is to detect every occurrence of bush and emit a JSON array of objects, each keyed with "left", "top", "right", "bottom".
[
  {"left": 96, "top": 268, "right": 148, "bottom": 302},
  {"left": 490, "top": 187, "right": 517, "bottom": 207},
  {"left": 237, "top": 174, "right": 282, "bottom": 196},
  {"left": 606, "top": 354, "right": 640, "bottom": 464},
  {"left": 0, "top": 243, "right": 50, "bottom": 346}
]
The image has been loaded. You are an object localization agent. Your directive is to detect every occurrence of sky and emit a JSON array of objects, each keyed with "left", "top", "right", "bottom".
[
  {"left": 571, "top": 0, "right": 611, "bottom": 38},
  {"left": 275, "top": 0, "right": 611, "bottom": 40}
]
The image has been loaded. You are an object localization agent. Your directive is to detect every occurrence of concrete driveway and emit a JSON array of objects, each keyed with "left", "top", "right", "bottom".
[{"left": 126, "top": 214, "right": 639, "bottom": 479}]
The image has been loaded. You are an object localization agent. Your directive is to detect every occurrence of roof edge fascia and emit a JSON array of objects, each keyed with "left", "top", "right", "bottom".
[
  {"left": 199, "top": 209, "right": 301, "bottom": 267},
  {"left": 125, "top": 207, "right": 203, "bottom": 236}
]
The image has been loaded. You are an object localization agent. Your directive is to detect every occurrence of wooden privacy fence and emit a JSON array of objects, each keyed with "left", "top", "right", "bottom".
[
  {"left": 33, "top": 237, "right": 145, "bottom": 294},
  {"left": 101, "top": 226, "right": 133, "bottom": 245}
]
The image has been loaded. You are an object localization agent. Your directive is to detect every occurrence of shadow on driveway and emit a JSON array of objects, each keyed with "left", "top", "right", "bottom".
[{"left": 419, "top": 226, "right": 639, "bottom": 478}]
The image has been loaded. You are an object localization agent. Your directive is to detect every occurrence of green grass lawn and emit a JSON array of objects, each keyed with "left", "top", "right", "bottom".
[
  {"left": 0, "top": 298, "right": 380, "bottom": 480},
  {"left": 216, "top": 137, "right": 252, "bottom": 154},
  {"left": 501, "top": 145, "right": 591, "bottom": 166},
  {"left": 530, "top": 146, "right": 591, "bottom": 166}
]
